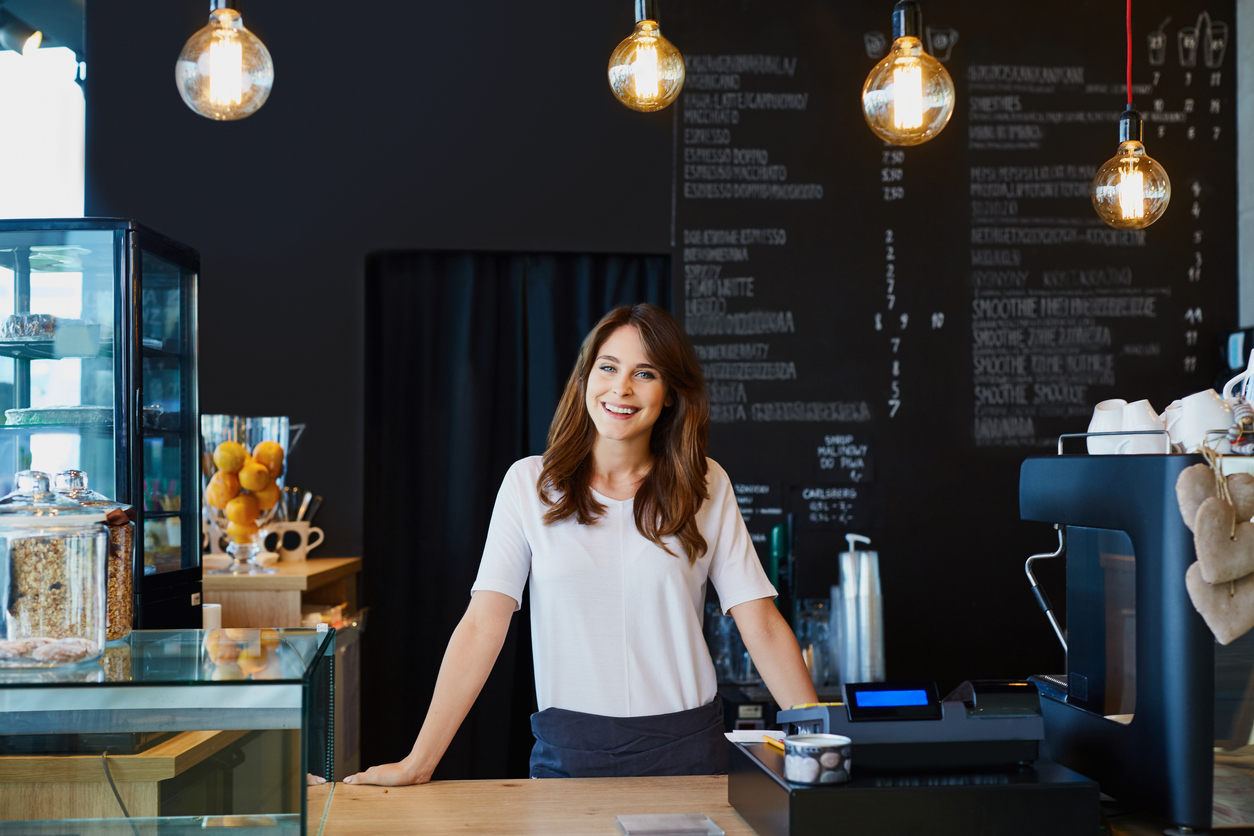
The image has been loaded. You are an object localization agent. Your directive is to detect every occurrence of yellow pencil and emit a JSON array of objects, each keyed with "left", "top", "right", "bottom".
[{"left": 762, "top": 736, "right": 786, "bottom": 754}]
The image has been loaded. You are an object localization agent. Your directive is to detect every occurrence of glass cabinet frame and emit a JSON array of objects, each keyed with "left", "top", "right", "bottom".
[
  {"left": 0, "top": 218, "right": 200, "bottom": 628},
  {"left": 0, "top": 627, "right": 335, "bottom": 834}
]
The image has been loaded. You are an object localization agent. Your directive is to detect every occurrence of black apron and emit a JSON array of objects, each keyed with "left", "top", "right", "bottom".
[{"left": 529, "top": 696, "right": 727, "bottom": 779}]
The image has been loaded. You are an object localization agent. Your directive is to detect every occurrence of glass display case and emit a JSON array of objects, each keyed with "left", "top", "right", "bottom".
[
  {"left": 0, "top": 220, "right": 199, "bottom": 628},
  {"left": 0, "top": 627, "right": 334, "bottom": 834}
]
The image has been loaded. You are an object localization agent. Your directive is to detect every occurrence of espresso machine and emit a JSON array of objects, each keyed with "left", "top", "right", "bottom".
[{"left": 1020, "top": 452, "right": 1254, "bottom": 832}]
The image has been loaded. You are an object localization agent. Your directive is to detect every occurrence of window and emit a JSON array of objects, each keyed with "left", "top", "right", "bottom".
[{"left": 0, "top": 46, "right": 84, "bottom": 219}]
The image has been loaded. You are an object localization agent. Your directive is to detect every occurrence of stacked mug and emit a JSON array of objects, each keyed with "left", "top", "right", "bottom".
[{"left": 1088, "top": 389, "right": 1232, "bottom": 455}]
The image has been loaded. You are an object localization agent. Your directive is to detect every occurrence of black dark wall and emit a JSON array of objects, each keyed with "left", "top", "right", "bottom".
[{"left": 83, "top": 0, "right": 675, "bottom": 558}]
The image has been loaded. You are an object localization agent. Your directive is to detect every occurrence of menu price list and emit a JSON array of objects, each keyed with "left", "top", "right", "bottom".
[
  {"left": 965, "top": 9, "right": 1234, "bottom": 448},
  {"left": 677, "top": 41, "right": 885, "bottom": 540}
]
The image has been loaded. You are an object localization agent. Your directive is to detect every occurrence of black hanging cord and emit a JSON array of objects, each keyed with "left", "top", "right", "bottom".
[{"left": 101, "top": 750, "right": 143, "bottom": 836}]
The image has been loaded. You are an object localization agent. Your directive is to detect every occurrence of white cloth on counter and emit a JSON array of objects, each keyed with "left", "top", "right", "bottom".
[{"left": 471, "top": 455, "right": 776, "bottom": 718}]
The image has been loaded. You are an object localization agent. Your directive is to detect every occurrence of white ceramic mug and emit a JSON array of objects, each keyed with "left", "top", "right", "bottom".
[
  {"left": 263, "top": 521, "right": 325, "bottom": 562},
  {"left": 1117, "top": 399, "right": 1168, "bottom": 454},
  {"left": 1087, "top": 399, "right": 1127, "bottom": 454},
  {"left": 1176, "top": 388, "right": 1233, "bottom": 453},
  {"left": 1223, "top": 349, "right": 1254, "bottom": 401}
]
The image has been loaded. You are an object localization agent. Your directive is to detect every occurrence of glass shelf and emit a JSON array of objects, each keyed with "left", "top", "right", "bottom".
[
  {"left": 142, "top": 344, "right": 181, "bottom": 361},
  {"left": 0, "top": 424, "right": 113, "bottom": 434},
  {"left": 0, "top": 338, "right": 111, "bottom": 361}
]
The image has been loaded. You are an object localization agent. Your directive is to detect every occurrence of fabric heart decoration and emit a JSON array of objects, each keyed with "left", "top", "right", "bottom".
[
  {"left": 1176, "top": 464, "right": 1254, "bottom": 531},
  {"left": 1193, "top": 496, "right": 1254, "bottom": 584},
  {"left": 1186, "top": 562, "right": 1254, "bottom": 645}
]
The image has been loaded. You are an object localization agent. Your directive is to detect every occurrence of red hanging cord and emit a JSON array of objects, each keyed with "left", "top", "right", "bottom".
[{"left": 1126, "top": 0, "right": 1133, "bottom": 106}]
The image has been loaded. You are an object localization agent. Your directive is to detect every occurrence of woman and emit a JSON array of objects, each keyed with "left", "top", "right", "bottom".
[{"left": 345, "top": 303, "right": 816, "bottom": 784}]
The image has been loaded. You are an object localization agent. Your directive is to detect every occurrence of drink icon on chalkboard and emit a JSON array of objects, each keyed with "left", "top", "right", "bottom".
[
  {"left": 1178, "top": 20, "right": 1199, "bottom": 68},
  {"left": 1147, "top": 18, "right": 1169, "bottom": 66},
  {"left": 925, "top": 26, "right": 959, "bottom": 62},
  {"left": 863, "top": 31, "right": 887, "bottom": 60},
  {"left": 1205, "top": 19, "right": 1228, "bottom": 68}
]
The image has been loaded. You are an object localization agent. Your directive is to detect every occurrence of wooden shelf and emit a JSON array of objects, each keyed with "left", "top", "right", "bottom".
[
  {"left": 0, "top": 730, "right": 250, "bottom": 784},
  {"left": 203, "top": 557, "right": 362, "bottom": 630},
  {"left": 202, "top": 557, "right": 361, "bottom": 593}
]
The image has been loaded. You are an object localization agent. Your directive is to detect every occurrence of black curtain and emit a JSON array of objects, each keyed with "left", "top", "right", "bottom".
[{"left": 362, "top": 251, "right": 670, "bottom": 778}]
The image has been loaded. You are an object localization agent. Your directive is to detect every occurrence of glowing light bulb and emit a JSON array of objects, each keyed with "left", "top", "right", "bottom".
[
  {"left": 208, "top": 31, "right": 244, "bottom": 106},
  {"left": 1118, "top": 167, "right": 1144, "bottom": 219},
  {"left": 892, "top": 61, "right": 923, "bottom": 129},
  {"left": 608, "top": 4, "right": 684, "bottom": 113},
  {"left": 633, "top": 44, "right": 661, "bottom": 100},
  {"left": 861, "top": 1, "right": 955, "bottom": 146},
  {"left": 175, "top": 5, "right": 274, "bottom": 121},
  {"left": 1091, "top": 110, "right": 1170, "bottom": 229}
]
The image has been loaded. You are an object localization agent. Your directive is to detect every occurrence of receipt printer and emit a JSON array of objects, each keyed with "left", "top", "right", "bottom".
[{"left": 776, "top": 680, "right": 1044, "bottom": 773}]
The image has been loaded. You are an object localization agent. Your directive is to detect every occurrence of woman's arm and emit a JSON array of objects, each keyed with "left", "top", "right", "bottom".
[
  {"left": 728, "top": 597, "right": 818, "bottom": 710},
  {"left": 343, "top": 590, "right": 517, "bottom": 785}
]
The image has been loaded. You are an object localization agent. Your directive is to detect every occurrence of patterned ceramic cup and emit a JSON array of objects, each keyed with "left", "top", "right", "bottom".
[{"left": 783, "top": 734, "right": 852, "bottom": 785}]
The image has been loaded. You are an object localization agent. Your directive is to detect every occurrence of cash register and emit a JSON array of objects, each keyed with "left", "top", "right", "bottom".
[{"left": 727, "top": 679, "right": 1099, "bottom": 836}]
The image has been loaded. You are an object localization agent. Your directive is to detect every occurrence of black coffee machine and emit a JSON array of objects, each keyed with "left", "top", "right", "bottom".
[{"left": 1020, "top": 453, "right": 1254, "bottom": 833}]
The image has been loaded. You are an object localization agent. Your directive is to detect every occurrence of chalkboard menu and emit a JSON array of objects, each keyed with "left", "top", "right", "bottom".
[{"left": 667, "top": 0, "right": 1237, "bottom": 684}]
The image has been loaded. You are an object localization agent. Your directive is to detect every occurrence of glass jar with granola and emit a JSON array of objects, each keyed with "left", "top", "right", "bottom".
[
  {"left": 54, "top": 470, "right": 135, "bottom": 641},
  {"left": 0, "top": 471, "right": 108, "bottom": 667}
]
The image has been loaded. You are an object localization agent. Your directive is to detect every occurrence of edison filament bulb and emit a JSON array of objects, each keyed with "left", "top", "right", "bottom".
[
  {"left": 175, "top": 4, "right": 274, "bottom": 121},
  {"left": 861, "top": 0, "right": 955, "bottom": 146},
  {"left": 608, "top": 1, "right": 684, "bottom": 112},
  {"left": 1091, "top": 110, "right": 1170, "bottom": 229}
]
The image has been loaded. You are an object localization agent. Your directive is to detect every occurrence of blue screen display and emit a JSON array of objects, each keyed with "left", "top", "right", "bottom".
[{"left": 854, "top": 689, "right": 930, "bottom": 708}]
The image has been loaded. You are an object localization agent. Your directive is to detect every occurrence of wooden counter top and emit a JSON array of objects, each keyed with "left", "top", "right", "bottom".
[
  {"left": 312, "top": 776, "right": 1183, "bottom": 836},
  {"left": 319, "top": 776, "right": 753, "bottom": 836},
  {"left": 202, "top": 557, "right": 361, "bottom": 592}
]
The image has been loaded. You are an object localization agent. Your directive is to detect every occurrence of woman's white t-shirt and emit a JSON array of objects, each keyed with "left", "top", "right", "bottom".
[{"left": 470, "top": 456, "right": 776, "bottom": 718}]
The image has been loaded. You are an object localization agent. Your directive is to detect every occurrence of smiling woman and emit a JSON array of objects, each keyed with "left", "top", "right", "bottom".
[{"left": 346, "top": 303, "right": 817, "bottom": 786}]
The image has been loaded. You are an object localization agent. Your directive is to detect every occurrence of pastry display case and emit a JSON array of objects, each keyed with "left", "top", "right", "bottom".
[
  {"left": 0, "top": 627, "right": 335, "bottom": 833},
  {"left": 0, "top": 220, "right": 199, "bottom": 629}
]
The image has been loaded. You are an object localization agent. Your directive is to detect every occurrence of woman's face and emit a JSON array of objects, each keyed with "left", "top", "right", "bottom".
[{"left": 585, "top": 325, "right": 672, "bottom": 447}]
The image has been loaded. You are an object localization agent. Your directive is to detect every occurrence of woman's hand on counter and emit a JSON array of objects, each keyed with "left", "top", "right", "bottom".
[
  {"left": 343, "top": 759, "right": 429, "bottom": 786},
  {"left": 345, "top": 591, "right": 517, "bottom": 787}
]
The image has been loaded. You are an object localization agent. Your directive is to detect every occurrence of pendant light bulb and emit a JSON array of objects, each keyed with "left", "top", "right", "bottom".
[
  {"left": 1091, "top": 110, "right": 1169, "bottom": 229},
  {"left": 861, "top": 0, "right": 955, "bottom": 146},
  {"left": 608, "top": 0, "right": 684, "bottom": 112},
  {"left": 175, "top": 3, "right": 274, "bottom": 121}
]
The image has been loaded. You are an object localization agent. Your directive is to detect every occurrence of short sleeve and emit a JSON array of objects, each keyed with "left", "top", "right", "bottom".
[
  {"left": 703, "top": 461, "right": 777, "bottom": 612},
  {"left": 470, "top": 460, "right": 535, "bottom": 611}
]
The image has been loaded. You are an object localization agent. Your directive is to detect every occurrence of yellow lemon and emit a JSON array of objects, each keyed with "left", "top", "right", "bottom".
[
  {"left": 227, "top": 520, "right": 259, "bottom": 543},
  {"left": 205, "top": 630, "right": 239, "bottom": 664},
  {"left": 253, "top": 481, "right": 281, "bottom": 511},
  {"left": 212, "top": 441, "right": 248, "bottom": 474},
  {"left": 225, "top": 494, "right": 261, "bottom": 525},
  {"left": 237, "top": 645, "right": 269, "bottom": 675},
  {"left": 253, "top": 441, "right": 285, "bottom": 478},
  {"left": 238, "top": 462, "right": 271, "bottom": 493},
  {"left": 205, "top": 471, "right": 240, "bottom": 510}
]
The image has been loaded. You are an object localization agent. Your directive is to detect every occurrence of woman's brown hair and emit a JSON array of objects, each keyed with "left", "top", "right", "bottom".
[{"left": 538, "top": 303, "right": 711, "bottom": 564}]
